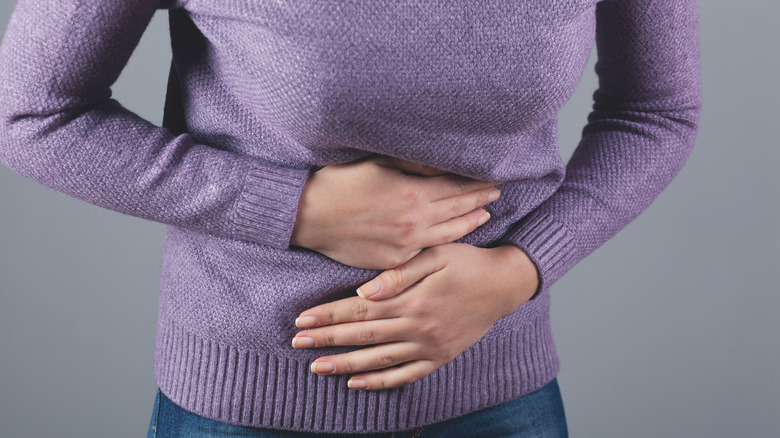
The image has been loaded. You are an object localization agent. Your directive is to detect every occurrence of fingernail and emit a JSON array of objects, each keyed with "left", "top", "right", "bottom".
[
  {"left": 295, "top": 316, "right": 318, "bottom": 328},
  {"left": 311, "top": 361, "right": 335, "bottom": 375},
  {"left": 291, "top": 336, "right": 315, "bottom": 348},
  {"left": 356, "top": 278, "right": 382, "bottom": 299},
  {"left": 348, "top": 379, "right": 368, "bottom": 390},
  {"left": 488, "top": 189, "right": 501, "bottom": 202},
  {"left": 478, "top": 211, "right": 491, "bottom": 226}
]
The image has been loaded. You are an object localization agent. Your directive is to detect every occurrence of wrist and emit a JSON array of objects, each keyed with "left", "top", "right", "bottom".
[
  {"left": 494, "top": 243, "right": 541, "bottom": 306},
  {"left": 290, "top": 179, "right": 319, "bottom": 250}
]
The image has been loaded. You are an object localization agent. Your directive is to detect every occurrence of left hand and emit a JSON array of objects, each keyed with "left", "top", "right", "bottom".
[{"left": 291, "top": 242, "right": 540, "bottom": 390}]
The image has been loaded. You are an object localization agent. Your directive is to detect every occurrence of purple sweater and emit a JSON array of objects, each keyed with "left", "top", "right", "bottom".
[{"left": 0, "top": 0, "right": 700, "bottom": 433}]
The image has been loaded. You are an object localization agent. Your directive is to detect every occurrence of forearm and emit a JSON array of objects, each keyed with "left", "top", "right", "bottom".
[
  {"left": 497, "top": 0, "right": 702, "bottom": 295},
  {"left": 0, "top": 0, "right": 309, "bottom": 248}
]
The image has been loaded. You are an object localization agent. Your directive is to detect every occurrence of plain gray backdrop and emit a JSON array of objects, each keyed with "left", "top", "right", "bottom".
[{"left": 1, "top": 2, "right": 778, "bottom": 437}]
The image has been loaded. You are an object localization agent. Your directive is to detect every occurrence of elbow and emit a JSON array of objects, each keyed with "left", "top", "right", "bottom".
[
  {"left": 0, "top": 76, "right": 39, "bottom": 169},
  {"left": 589, "top": 84, "right": 702, "bottom": 149},
  {"left": 0, "top": 104, "right": 30, "bottom": 174},
  {"left": 580, "top": 88, "right": 702, "bottom": 186},
  {"left": 0, "top": 97, "right": 71, "bottom": 182},
  {"left": 659, "top": 84, "right": 702, "bottom": 153},
  {"left": 0, "top": 101, "right": 40, "bottom": 174},
  {"left": 0, "top": 73, "right": 90, "bottom": 176},
  {"left": 664, "top": 80, "right": 702, "bottom": 139}
]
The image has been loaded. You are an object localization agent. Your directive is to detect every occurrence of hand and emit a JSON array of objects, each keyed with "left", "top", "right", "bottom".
[
  {"left": 291, "top": 242, "right": 541, "bottom": 390},
  {"left": 290, "top": 155, "right": 505, "bottom": 270}
]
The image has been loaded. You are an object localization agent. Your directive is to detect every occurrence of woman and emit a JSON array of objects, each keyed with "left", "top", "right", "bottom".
[{"left": 0, "top": 0, "right": 701, "bottom": 436}]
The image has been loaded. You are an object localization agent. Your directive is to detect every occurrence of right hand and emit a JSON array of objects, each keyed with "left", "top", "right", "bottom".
[{"left": 290, "top": 155, "right": 504, "bottom": 270}]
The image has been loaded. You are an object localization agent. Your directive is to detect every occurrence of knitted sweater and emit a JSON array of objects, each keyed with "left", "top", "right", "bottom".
[{"left": 0, "top": 0, "right": 701, "bottom": 433}]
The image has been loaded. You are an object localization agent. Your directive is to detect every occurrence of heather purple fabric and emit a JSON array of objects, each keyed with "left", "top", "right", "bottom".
[{"left": 0, "top": 0, "right": 701, "bottom": 433}]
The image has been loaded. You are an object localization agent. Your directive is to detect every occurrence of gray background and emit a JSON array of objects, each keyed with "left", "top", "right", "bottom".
[{"left": 1, "top": 1, "right": 777, "bottom": 437}]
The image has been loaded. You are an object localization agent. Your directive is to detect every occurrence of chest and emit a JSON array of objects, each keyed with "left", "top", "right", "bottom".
[{"left": 181, "top": 0, "right": 597, "bottom": 157}]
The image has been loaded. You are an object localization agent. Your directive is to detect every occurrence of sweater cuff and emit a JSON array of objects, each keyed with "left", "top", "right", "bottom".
[
  {"left": 232, "top": 161, "right": 310, "bottom": 250},
  {"left": 497, "top": 210, "right": 577, "bottom": 296}
]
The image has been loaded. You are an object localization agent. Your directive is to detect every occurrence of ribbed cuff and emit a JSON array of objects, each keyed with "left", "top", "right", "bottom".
[
  {"left": 497, "top": 210, "right": 577, "bottom": 296},
  {"left": 233, "top": 161, "right": 310, "bottom": 250}
]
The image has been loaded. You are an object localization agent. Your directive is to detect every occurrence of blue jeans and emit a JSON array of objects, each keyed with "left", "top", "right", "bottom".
[{"left": 147, "top": 378, "right": 568, "bottom": 437}]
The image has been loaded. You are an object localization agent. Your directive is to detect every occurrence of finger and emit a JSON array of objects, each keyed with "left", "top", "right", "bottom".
[
  {"left": 292, "top": 319, "right": 410, "bottom": 348},
  {"left": 347, "top": 360, "right": 437, "bottom": 390},
  {"left": 420, "top": 208, "right": 491, "bottom": 249},
  {"left": 372, "top": 156, "right": 449, "bottom": 176},
  {"left": 295, "top": 296, "right": 400, "bottom": 328},
  {"left": 356, "top": 248, "right": 446, "bottom": 301},
  {"left": 422, "top": 173, "right": 505, "bottom": 202},
  {"left": 427, "top": 186, "right": 500, "bottom": 224},
  {"left": 309, "top": 341, "right": 423, "bottom": 376}
]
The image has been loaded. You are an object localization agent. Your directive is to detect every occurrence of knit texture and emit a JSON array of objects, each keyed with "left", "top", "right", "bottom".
[{"left": 0, "top": 0, "right": 701, "bottom": 433}]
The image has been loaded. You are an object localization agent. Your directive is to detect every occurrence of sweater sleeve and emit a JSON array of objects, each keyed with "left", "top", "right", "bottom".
[
  {"left": 0, "top": 0, "right": 309, "bottom": 250},
  {"left": 496, "top": 0, "right": 702, "bottom": 296}
]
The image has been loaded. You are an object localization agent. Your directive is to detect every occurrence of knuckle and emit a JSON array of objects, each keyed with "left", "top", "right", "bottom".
[
  {"left": 405, "top": 300, "right": 423, "bottom": 316},
  {"left": 449, "top": 198, "right": 464, "bottom": 216},
  {"left": 322, "top": 308, "right": 337, "bottom": 325},
  {"left": 358, "top": 329, "right": 377, "bottom": 344},
  {"left": 406, "top": 297, "right": 431, "bottom": 317},
  {"left": 400, "top": 212, "right": 421, "bottom": 232},
  {"left": 349, "top": 299, "right": 371, "bottom": 321},
  {"left": 394, "top": 234, "right": 413, "bottom": 253},
  {"left": 417, "top": 320, "right": 441, "bottom": 340},
  {"left": 341, "top": 360, "right": 356, "bottom": 374},
  {"left": 323, "top": 332, "right": 337, "bottom": 347},
  {"left": 376, "top": 353, "right": 395, "bottom": 368},
  {"left": 386, "top": 264, "right": 407, "bottom": 288},
  {"left": 452, "top": 177, "right": 468, "bottom": 194},
  {"left": 388, "top": 237, "right": 407, "bottom": 253}
]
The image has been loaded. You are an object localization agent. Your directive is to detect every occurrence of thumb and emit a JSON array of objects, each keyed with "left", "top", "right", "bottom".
[{"left": 356, "top": 248, "right": 445, "bottom": 300}]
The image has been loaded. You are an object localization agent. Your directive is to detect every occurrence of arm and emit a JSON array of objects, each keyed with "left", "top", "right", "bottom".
[
  {"left": 291, "top": 0, "right": 703, "bottom": 390},
  {"left": 0, "top": 1, "right": 502, "bottom": 258},
  {"left": 496, "top": 0, "right": 702, "bottom": 296},
  {"left": 0, "top": 0, "right": 308, "bottom": 249}
]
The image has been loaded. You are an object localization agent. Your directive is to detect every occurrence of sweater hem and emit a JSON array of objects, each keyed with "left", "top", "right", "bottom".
[{"left": 153, "top": 310, "right": 559, "bottom": 433}]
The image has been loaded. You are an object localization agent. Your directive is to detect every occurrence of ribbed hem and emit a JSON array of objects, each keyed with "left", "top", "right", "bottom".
[
  {"left": 153, "top": 311, "right": 559, "bottom": 433},
  {"left": 497, "top": 210, "right": 576, "bottom": 296},
  {"left": 232, "top": 161, "right": 310, "bottom": 250}
]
